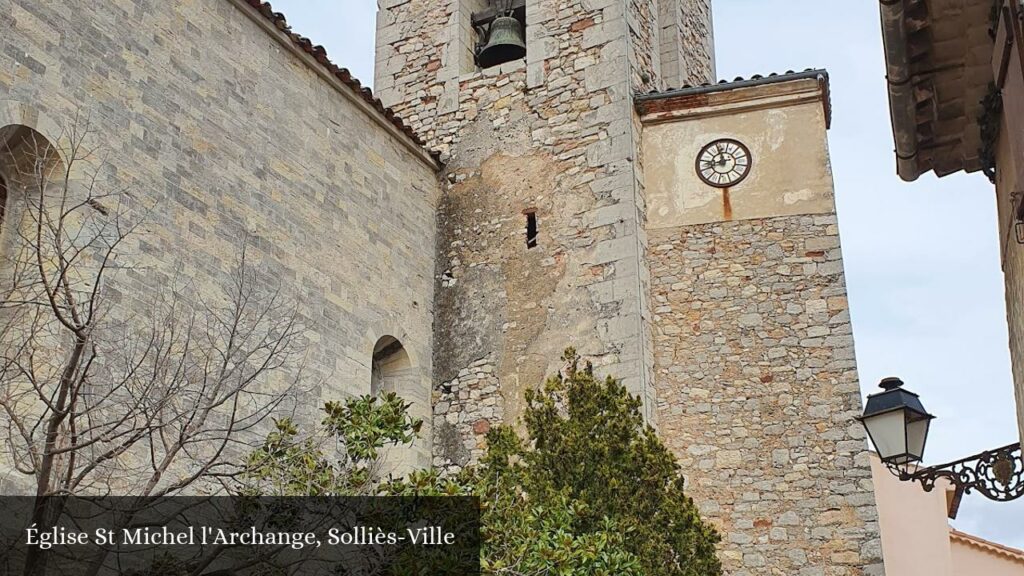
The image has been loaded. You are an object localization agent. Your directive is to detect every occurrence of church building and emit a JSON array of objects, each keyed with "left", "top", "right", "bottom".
[{"left": 0, "top": 0, "right": 885, "bottom": 573}]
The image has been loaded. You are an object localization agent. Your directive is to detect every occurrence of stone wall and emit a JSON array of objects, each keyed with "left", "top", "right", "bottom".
[
  {"left": 679, "top": 0, "right": 715, "bottom": 86},
  {"left": 649, "top": 216, "right": 883, "bottom": 575},
  {"left": 658, "top": 0, "right": 716, "bottom": 89},
  {"left": 630, "top": 0, "right": 662, "bottom": 92},
  {"left": 0, "top": 0, "right": 442, "bottom": 488},
  {"left": 639, "top": 79, "right": 883, "bottom": 574},
  {"left": 432, "top": 354, "right": 504, "bottom": 472},
  {"left": 994, "top": 112, "right": 1024, "bottom": 447},
  {"left": 373, "top": 0, "right": 720, "bottom": 459}
]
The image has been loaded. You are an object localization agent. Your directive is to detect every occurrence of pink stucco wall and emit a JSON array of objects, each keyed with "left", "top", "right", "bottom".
[
  {"left": 870, "top": 454, "right": 955, "bottom": 576},
  {"left": 870, "top": 453, "right": 1024, "bottom": 575}
]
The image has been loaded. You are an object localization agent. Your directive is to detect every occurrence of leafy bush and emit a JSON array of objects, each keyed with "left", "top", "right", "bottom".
[{"left": 245, "top": 349, "right": 722, "bottom": 575}]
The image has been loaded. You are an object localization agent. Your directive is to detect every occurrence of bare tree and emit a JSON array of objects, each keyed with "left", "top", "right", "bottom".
[{"left": 0, "top": 120, "right": 307, "bottom": 575}]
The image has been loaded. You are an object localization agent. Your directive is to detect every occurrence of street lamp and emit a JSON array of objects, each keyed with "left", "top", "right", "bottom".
[
  {"left": 858, "top": 377, "right": 1024, "bottom": 518},
  {"left": 857, "top": 377, "right": 934, "bottom": 466}
]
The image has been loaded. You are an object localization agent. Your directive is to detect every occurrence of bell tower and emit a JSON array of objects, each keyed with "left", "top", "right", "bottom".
[
  {"left": 374, "top": 3, "right": 886, "bottom": 574},
  {"left": 374, "top": 0, "right": 715, "bottom": 470}
]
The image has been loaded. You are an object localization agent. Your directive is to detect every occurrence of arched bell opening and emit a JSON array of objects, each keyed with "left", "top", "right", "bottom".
[
  {"left": 471, "top": 1, "right": 527, "bottom": 70},
  {"left": 370, "top": 335, "right": 431, "bottom": 476}
]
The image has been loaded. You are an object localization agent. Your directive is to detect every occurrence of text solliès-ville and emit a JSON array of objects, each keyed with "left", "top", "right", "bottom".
[{"left": 25, "top": 524, "right": 456, "bottom": 550}]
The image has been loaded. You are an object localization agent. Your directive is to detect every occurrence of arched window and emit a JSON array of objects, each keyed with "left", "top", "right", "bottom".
[
  {"left": 0, "top": 124, "right": 63, "bottom": 240},
  {"left": 371, "top": 336, "right": 412, "bottom": 397},
  {"left": 369, "top": 335, "right": 431, "bottom": 475}
]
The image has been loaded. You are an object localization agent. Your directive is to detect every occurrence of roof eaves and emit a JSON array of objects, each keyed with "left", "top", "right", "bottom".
[
  {"left": 877, "top": 0, "right": 994, "bottom": 182},
  {"left": 636, "top": 69, "right": 828, "bottom": 99},
  {"left": 635, "top": 69, "right": 832, "bottom": 128}
]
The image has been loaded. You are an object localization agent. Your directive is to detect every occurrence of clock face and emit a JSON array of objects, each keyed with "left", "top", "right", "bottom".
[{"left": 696, "top": 139, "right": 752, "bottom": 188}]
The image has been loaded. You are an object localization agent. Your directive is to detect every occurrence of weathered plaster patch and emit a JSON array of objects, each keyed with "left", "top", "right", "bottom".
[
  {"left": 643, "top": 100, "right": 835, "bottom": 228},
  {"left": 437, "top": 149, "right": 578, "bottom": 426},
  {"left": 784, "top": 189, "right": 814, "bottom": 204},
  {"left": 767, "top": 109, "right": 786, "bottom": 150}
]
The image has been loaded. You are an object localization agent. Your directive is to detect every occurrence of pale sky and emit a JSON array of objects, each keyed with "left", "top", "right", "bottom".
[{"left": 270, "top": 0, "right": 1024, "bottom": 548}]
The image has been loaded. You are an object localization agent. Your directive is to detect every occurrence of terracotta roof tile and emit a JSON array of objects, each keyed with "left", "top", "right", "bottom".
[
  {"left": 949, "top": 529, "right": 1024, "bottom": 564},
  {"left": 242, "top": 0, "right": 441, "bottom": 164},
  {"left": 635, "top": 69, "right": 832, "bottom": 128},
  {"left": 642, "top": 68, "right": 826, "bottom": 95}
]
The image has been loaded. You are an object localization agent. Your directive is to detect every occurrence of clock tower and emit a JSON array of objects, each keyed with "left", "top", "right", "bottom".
[
  {"left": 637, "top": 71, "right": 884, "bottom": 575},
  {"left": 375, "top": 1, "right": 884, "bottom": 573}
]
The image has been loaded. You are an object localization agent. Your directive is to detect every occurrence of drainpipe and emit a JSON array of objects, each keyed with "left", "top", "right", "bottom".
[{"left": 880, "top": 0, "right": 921, "bottom": 181}]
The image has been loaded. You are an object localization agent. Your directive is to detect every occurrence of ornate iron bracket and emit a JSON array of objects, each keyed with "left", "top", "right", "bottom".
[{"left": 886, "top": 443, "right": 1023, "bottom": 518}]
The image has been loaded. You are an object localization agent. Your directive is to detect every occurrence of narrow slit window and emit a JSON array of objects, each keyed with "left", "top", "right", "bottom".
[
  {"left": 0, "top": 175, "right": 7, "bottom": 235},
  {"left": 525, "top": 210, "right": 538, "bottom": 248}
]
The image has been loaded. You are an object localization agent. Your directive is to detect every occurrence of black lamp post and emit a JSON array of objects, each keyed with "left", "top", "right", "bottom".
[{"left": 858, "top": 377, "right": 1024, "bottom": 518}]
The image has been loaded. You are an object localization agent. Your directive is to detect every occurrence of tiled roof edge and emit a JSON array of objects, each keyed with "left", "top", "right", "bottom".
[
  {"left": 239, "top": 0, "right": 442, "bottom": 166},
  {"left": 634, "top": 69, "right": 831, "bottom": 128},
  {"left": 635, "top": 69, "right": 829, "bottom": 100},
  {"left": 950, "top": 529, "right": 1024, "bottom": 564}
]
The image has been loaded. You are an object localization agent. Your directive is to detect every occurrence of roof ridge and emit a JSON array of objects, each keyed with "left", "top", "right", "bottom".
[
  {"left": 240, "top": 0, "right": 441, "bottom": 164},
  {"left": 643, "top": 68, "right": 826, "bottom": 96},
  {"left": 949, "top": 529, "right": 1024, "bottom": 564}
]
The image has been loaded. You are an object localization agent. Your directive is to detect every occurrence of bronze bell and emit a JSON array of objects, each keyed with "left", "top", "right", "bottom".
[{"left": 477, "top": 16, "right": 526, "bottom": 68}]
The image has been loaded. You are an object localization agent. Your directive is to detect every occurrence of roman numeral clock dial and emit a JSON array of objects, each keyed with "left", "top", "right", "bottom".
[{"left": 696, "top": 138, "right": 752, "bottom": 188}]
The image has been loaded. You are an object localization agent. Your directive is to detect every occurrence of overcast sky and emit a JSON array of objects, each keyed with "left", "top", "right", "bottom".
[{"left": 271, "top": 0, "right": 1024, "bottom": 548}]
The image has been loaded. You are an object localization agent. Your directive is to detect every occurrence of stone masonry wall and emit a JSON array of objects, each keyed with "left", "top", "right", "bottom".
[
  {"left": 679, "top": 0, "right": 715, "bottom": 86},
  {"left": 432, "top": 354, "right": 504, "bottom": 472},
  {"left": 1004, "top": 222, "right": 1024, "bottom": 456},
  {"left": 994, "top": 115, "right": 1024, "bottom": 447},
  {"left": 374, "top": 0, "right": 719, "bottom": 464},
  {"left": 657, "top": 0, "right": 715, "bottom": 90},
  {"left": 650, "top": 215, "right": 884, "bottom": 576},
  {"left": 630, "top": 0, "right": 662, "bottom": 93},
  {"left": 0, "top": 0, "right": 442, "bottom": 489}
]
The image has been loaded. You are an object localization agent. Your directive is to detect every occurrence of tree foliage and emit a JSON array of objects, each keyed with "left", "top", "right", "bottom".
[
  {"left": 245, "top": 349, "right": 722, "bottom": 575},
  {"left": 514, "top": 349, "right": 721, "bottom": 575},
  {"left": 242, "top": 392, "right": 422, "bottom": 496}
]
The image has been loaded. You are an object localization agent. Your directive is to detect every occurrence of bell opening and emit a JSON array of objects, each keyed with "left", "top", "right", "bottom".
[{"left": 476, "top": 14, "right": 527, "bottom": 69}]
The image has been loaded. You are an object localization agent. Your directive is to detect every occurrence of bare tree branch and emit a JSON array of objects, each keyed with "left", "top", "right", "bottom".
[{"left": 0, "top": 118, "right": 310, "bottom": 575}]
